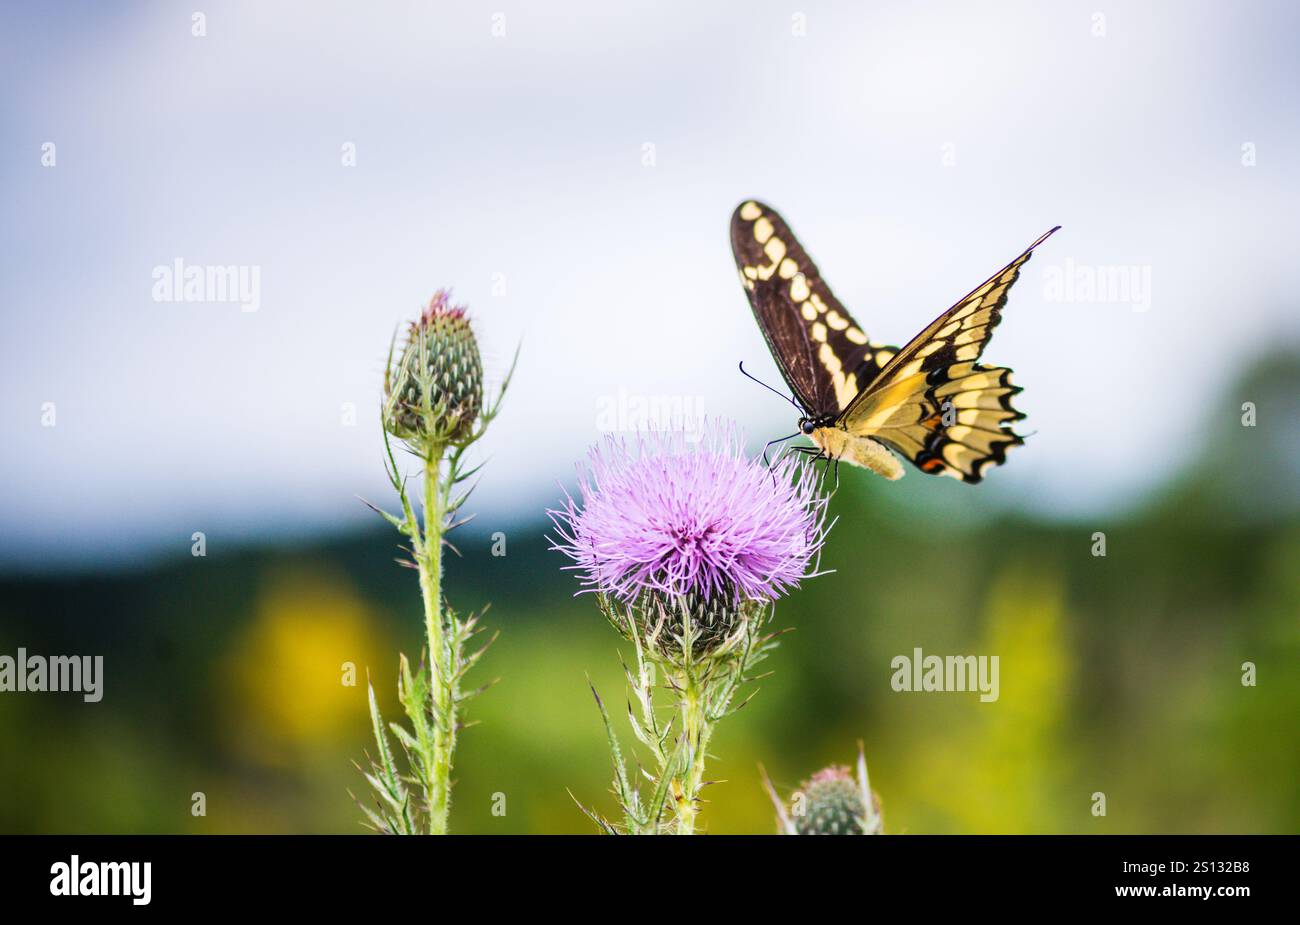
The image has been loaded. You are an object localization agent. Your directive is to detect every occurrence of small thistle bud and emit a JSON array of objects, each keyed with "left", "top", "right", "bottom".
[
  {"left": 764, "top": 745, "right": 884, "bottom": 835},
  {"left": 794, "top": 766, "right": 875, "bottom": 835},
  {"left": 384, "top": 290, "right": 484, "bottom": 449}
]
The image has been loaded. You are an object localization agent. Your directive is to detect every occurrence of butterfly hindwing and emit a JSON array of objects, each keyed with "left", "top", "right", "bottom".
[
  {"left": 839, "top": 227, "right": 1059, "bottom": 482},
  {"left": 731, "top": 201, "right": 898, "bottom": 415}
]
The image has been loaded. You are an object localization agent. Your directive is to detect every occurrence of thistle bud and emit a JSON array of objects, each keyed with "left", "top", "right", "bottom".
[
  {"left": 765, "top": 746, "right": 884, "bottom": 835},
  {"left": 384, "top": 290, "right": 484, "bottom": 450},
  {"left": 793, "top": 766, "right": 877, "bottom": 835}
]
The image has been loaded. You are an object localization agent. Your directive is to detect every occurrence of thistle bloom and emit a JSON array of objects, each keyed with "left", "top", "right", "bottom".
[
  {"left": 557, "top": 421, "right": 829, "bottom": 834},
  {"left": 549, "top": 422, "right": 827, "bottom": 610}
]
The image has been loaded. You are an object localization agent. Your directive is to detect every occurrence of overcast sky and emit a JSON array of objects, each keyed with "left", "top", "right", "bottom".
[{"left": 2, "top": 0, "right": 1297, "bottom": 569}]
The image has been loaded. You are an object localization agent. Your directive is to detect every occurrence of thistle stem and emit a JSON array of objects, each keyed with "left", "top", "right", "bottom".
[
  {"left": 674, "top": 668, "right": 713, "bottom": 835},
  {"left": 418, "top": 445, "right": 455, "bottom": 835}
]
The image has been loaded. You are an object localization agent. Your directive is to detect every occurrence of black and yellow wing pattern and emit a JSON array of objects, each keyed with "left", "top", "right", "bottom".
[
  {"left": 730, "top": 200, "right": 898, "bottom": 416},
  {"left": 731, "top": 200, "right": 1058, "bottom": 484},
  {"left": 838, "top": 225, "right": 1058, "bottom": 482}
]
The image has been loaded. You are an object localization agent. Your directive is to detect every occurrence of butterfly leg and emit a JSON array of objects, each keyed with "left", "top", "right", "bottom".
[
  {"left": 762, "top": 432, "right": 799, "bottom": 470},
  {"left": 800, "top": 446, "right": 839, "bottom": 492}
]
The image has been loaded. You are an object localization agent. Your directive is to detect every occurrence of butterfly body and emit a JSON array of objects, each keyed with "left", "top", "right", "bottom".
[
  {"left": 731, "top": 200, "right": 1058, "bottom": 484},
  {"left": 809, "top": 427, "right": 904, "bottom": 480}
]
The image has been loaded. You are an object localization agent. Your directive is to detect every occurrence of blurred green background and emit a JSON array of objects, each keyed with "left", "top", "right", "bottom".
[{"left": 1, "top": 351, "right": 1296, "bottom": 835}]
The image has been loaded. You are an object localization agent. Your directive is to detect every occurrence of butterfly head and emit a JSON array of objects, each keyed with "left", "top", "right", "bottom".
[{"left": 799, "top": 413, "right": 838, "bottom": 436}]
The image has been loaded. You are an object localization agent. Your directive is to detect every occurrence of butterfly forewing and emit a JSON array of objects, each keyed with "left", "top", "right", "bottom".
[
  {"left": 731, "top": 201, "right": 898, "bottom": 416},
  {"left": 745, "top": 278, "right": 831, "bottom": 416},
  {"left": 840, "top": 226, "right": 1060, "bottom": 482}
]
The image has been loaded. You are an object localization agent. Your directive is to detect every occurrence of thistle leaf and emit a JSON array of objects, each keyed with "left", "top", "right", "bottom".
[
  {"left": 367, "top": 681, "right": 402, "bottom": 785},
  {"left": 588, "top": 677, "right": 636, "bottom": 830},
  {"left": 567, "top": 788, "right": 619, "bottom": 835}
]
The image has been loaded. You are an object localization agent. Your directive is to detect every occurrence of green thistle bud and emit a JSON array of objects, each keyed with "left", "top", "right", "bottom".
[
  {"left": 794, "top": 766, "right": 870, "bottom": 835},
  {"left": 764, "top": 745, "right": 884, "bottom": 835},
  {"left": 384, "top": 290, "right": 484, "bottom": 450}
]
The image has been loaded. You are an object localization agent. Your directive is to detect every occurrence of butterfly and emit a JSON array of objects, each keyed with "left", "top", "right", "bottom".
[{"left": 731, "top": 200, "right": 1058, "bottom": 483}]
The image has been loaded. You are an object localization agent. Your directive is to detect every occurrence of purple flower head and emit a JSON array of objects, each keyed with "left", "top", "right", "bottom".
[{"left": 549, "top": 421, "right": 828, "bottom": 606}]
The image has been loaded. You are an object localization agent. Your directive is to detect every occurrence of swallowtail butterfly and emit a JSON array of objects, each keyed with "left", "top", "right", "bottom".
[{"left": 731, "top": 200, "right": 1058, "bottom": 483}]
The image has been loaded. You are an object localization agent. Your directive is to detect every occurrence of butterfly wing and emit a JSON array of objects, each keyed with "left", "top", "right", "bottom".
[
  {"left": 838, "top": 226, "right": 1060, "bottom": 483},
  {"left": 744, "top": 276, "right": 831, "bottom": 417},
  {"left": 731, "top": 201, "right": 898, "bottom": 416}
]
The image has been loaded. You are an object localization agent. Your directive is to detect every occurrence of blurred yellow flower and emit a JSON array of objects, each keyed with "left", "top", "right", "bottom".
[
  {"left": 905, "top": 565, "right": 1072, "bottom": 833},
  {"left": 222, "top": 567, "right": 386, "bottom": 766}
]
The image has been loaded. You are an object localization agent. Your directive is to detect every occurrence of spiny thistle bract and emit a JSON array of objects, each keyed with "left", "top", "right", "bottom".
[
  {"left": 635, "top": 589, "right": 758, "bottom": 657},
  {"left": 549, "top": 422, "right": 827, "bottom": 658},
  {"left": 763, "top": 744, "right": 884, "bottom": 835},
  {"left": 551, "top": 421, "right": 829, "bottom": 834},
  {"left": 384, "top": 289, "right": 484, "bottom": 449}
]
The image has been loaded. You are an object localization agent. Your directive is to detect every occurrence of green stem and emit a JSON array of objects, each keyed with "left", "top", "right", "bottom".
[
  {"left": 673, "top": 668, "right": 713, "bottom": 835},
  {"left": 418, "top": 445, "right": 455, "bottom": 835}
]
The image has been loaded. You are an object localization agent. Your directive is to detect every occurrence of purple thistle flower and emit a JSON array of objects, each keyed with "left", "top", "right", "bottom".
[{"left": 549, "top": 421, "right": 828, "bottom": 606}]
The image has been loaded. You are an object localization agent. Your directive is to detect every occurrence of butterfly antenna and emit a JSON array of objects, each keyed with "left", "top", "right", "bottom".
[{"left": 738, "top": 362, "right": 803, "bottom": 414}]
